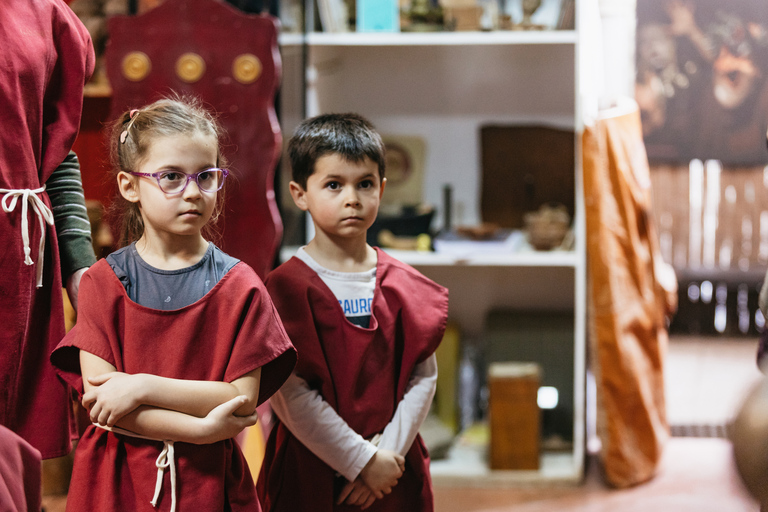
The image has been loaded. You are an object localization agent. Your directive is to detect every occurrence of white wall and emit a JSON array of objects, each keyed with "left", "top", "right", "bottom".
[{"left": 598, "top": 0, "right": 637, "bottom": 103}]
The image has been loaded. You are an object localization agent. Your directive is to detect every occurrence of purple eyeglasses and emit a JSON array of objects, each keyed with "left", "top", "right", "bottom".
[{"left": 129, "top": 168, "right": 229, "bottom": 194}]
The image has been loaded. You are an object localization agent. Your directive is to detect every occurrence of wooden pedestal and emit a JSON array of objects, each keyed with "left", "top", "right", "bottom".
[{"left": 488, "top": 362, "right": 541, "bottom": 470}]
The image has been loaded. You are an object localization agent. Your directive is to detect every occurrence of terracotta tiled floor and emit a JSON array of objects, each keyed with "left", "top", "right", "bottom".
[
  {"left": 432, "top": 335, "right": 763, "bottom": 511},
  {"left": 41, "top": 336, "right": 763, "bottom": 511},
  {"left": 434, "top": 438, "right": 757, "bottom": 512},
  {"left": 42, "top": 439, "right": 758, "bottom": 512}
]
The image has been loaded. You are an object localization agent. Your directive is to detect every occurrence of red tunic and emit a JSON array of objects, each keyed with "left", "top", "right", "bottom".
[
  {"left": 257, "top": 249, "right": 449, "bottom": 512},
  {"left": 0, "top": 0, "right": 94, "bottom": 459},
  {"left": 51, "top": 259, "right": 296, "bottom": 512},
  {"left": 0, "top": 425, "right": 42, "bottom": 512}
]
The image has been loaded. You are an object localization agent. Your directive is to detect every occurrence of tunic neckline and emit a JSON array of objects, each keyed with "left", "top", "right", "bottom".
[
  {"left": 94, "top": 257, "right": 242, "bottom": 314},
  {"left": 288, "top": 247, "right": 388, "bottom": 332}
]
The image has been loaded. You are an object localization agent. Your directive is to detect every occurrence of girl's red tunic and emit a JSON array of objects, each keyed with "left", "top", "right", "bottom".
[
  {"left": 257, "top": 249, "right": 449, "bottom": 512},
  {"left": 51, "top": 259, "right": 296, "bottom": 511}
]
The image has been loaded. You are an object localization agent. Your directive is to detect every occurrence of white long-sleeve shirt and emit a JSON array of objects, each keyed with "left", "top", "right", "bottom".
[{"left": 270, "top": 351, "right": 437, "bottom": 482}]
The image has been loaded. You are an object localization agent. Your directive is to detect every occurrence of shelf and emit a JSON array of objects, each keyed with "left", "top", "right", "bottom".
[
  {"left": 280, "top": 246, "right": 581, "bottom": 268},
  {"left": 384, "top": 248, "right": 580, "bottom": 267},
  {"left": 431, "top": 448, "right": 581, "bottom": 487},
  {"left": 279, "top": 30, "right": 577, "bottom": 47},
  {"left": 675, "top": 267, "right": 767, "bottom": 286},
  {"left": 83, "top": 82, "right": 112, "bottom": 98}
]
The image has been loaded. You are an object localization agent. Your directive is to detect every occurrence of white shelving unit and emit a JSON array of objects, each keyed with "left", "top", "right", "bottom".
[
  {"left": 278, "top": 6, "right": 586, "bottom": 485},
  {"left": 279, "top": 29, "right": 578, "bottom": 46}
]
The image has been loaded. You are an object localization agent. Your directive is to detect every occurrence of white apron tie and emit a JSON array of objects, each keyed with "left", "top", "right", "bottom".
[
  {"left": 0, "top": 186, "right": 54, "bottom": 288},
  {"left": 151, "top": 440, "right": 177, "bottom": 512},
  {"left": 95, "top": 425, "right": 178, "bottom": 512}
]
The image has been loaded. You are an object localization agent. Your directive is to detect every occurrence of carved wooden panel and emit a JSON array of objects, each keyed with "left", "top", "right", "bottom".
[{"left": 105, "top": 0, "right": 283, "bottom": 278}]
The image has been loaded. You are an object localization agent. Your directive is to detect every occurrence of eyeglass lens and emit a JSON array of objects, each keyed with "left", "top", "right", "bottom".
[{"left": 157, "top": 169, "right": 224, "bottom": 194}]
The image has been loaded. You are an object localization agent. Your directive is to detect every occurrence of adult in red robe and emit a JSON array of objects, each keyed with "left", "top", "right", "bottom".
[
  {"left": 257, "top": 249, "right": 449, "bottom": 512},
  {"left": 0, "top": 0, "right": 94, "bottom": 459},
  {"left": 51, "top": 259, "right": 297, "bottom": 511}
]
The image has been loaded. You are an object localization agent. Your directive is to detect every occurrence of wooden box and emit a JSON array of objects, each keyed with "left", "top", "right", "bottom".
[
  {"left": 488, "top": 362, "right": 541, "bottom": 470},
  {"left": 480, "top": 125, "right": 575, "bottom": 229},
  {"left": 443, "top": 6, "right": 482, "bottom": 31}
]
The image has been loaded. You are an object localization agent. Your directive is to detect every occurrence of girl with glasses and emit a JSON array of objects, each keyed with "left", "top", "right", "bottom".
[{"left": 51, "top": 96, "right": 296, "bottom": 512}]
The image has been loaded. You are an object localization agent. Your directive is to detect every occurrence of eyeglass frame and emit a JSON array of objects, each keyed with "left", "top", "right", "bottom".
[{"left": 127, "top": 168, "right": 229, "bottom": 194}]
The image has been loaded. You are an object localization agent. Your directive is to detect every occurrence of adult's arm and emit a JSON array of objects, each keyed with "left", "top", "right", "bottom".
[
  {"left": 47, "top": 151, "right": 96, "bottom": 281},
  {"left": 47, "top": 151, "right": 96, "bottom": 310}
]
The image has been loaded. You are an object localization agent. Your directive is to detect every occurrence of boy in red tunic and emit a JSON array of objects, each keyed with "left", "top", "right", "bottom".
[
  {"left": 51, "top": 97, "right": 296, "bottom": 511},
  {"left": 257, "top": 113, "right": 448, "bottom": 511}
]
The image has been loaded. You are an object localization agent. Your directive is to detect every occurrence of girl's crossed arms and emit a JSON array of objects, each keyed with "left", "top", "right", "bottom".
[{"left": 80, "top": 352, "right": 261, "bottom": 445}]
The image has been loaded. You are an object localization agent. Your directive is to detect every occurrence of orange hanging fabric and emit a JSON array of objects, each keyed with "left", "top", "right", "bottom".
[{"left": 582, "top": 99, "right": 678, "bottom": 488}]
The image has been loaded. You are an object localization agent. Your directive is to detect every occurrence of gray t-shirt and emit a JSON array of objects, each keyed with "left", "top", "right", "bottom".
[{"left": 106, "top": 242, "right": 239, "bottom": 310}]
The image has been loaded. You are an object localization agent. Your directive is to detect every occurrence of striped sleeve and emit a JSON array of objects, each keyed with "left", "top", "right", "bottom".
[{"left": 46, "top": 151, "right": 97, "bottom": 280}]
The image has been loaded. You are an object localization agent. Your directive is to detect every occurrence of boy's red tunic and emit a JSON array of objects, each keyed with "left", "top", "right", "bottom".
[
  {"left": 257, "top": 248, "right": 449, "bottom": 512},
  {"left": 51, "top": 259, "right": 297, "bottom": 512},
  {"left": 0, "top": 0, "right": 94, "bottom": 459}
]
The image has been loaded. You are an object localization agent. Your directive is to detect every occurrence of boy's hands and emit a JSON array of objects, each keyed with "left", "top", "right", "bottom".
[
  {"left": 359, "top": 449, "right": 405, "bottom": 499},
  {"left": 198, "top": 395, "right": 259, "bottom": 444},
  {"left": 337, "top": 449, "right": 406, "bottom": 510},
  {"left": 83, "top": 372, "right": 145, "bottom": 427},
  {"left": 336, "top": 477, "right": 376, "bottom": 509}
]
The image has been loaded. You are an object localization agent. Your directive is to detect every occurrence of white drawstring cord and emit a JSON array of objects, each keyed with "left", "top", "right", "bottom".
[
  {"left": 94, "top": 425, "right": 178, "bottom": 512},
  {"left": 151, "top": 440, "right": 177, "bottom": 512},
  {"left": 0, "top": 186, "right": 54, "bottom": 288}
]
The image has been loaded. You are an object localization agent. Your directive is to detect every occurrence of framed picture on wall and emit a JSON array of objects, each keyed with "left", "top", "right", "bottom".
[{"left": 636, "top": 0, "right": 768, "bottom": 165}]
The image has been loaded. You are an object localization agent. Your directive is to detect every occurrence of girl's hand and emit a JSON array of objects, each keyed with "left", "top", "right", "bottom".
[
  {"left": 198, "top": 395, "right": 259, "bottom": 444},
  {"left": 337, "top": 477, "right": 377, "bottom": 509},
  {"left": 83, "top": 372, "right": 145, "bottom": 427}
]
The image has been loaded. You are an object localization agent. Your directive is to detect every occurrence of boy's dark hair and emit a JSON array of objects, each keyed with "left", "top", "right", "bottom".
[{"left": 288, "top": 113, "right": 386, "bottom": 189}]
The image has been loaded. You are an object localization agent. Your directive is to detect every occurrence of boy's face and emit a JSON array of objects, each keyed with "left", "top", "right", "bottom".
[{"left": 290, "top": 153, "right": 385, "bottom": 243}]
